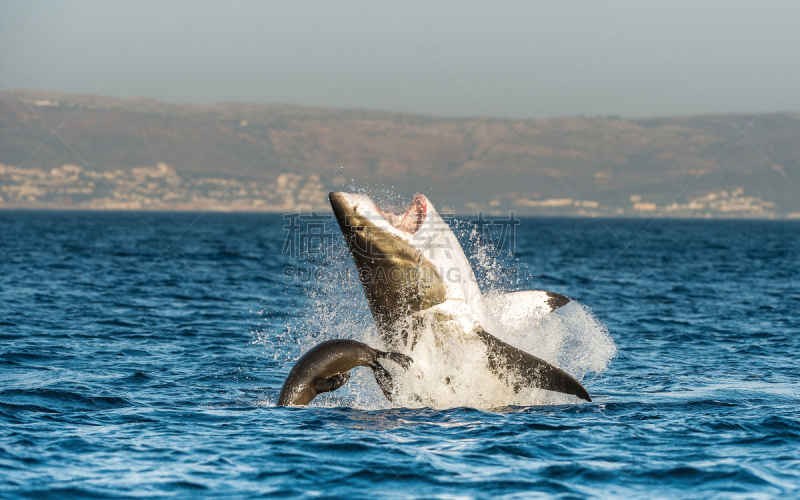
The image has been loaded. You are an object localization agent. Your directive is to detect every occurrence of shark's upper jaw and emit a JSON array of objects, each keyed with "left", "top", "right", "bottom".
[{"left": 329, "top": 192, "right": 429, "bottom": 239}]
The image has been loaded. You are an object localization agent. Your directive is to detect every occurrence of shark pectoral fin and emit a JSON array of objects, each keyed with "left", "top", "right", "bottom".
[
  {"left": 314, "top": 372, "right": 352, "bottom": 394},
  {"left": 370, "top": 362, "right": 396, "bottom": 402},
  {"left": 483, "top": 290, "right": 570, "bottom": 328},
  {"left": 476, "top": 330, "right": 591, "bottom": 402}
]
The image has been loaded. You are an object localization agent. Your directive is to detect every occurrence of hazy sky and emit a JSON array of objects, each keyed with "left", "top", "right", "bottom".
[{"left": 1, "top": 0, "right": 799, "bottom": 119}]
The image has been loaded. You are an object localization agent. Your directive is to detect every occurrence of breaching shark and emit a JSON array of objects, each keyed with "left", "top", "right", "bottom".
[{"left": 277, "top": 192, "right": 591, "bottom": 406}]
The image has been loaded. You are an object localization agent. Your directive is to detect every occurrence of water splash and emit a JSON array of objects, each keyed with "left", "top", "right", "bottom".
[{"left": 267, "top": 193, "right": 616, "bottom": 409}]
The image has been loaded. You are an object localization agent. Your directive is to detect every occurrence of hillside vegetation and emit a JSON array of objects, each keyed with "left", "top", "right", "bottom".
[{"left": 2, "top": 90, "right": 798, "bottom": 216}]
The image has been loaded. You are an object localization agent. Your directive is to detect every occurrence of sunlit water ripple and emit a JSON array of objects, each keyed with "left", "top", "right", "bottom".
[{"left": 1, "top": 211, "right": 798, "bottom": 498}]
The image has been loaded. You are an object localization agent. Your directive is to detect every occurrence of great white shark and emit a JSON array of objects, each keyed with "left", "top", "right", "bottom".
[
  {"left": 329, "top": 191, "right": 590, "bottom": 403},
  {"left": 276, "top": 192, "right": 591, "bottom": 406}
]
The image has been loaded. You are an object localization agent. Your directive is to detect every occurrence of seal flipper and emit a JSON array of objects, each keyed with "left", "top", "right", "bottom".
[
  {"left": 376, "top": 351, "right": 413, "bottom": 370},
  {"left": 476, "top": 329, "right": 591, "bottom": 402},
  {"left": 369, "top": 362, "right": 394, "bottom": 401},
  {"left": 370, "top": 351, "right": 414, "bottom": 402}
]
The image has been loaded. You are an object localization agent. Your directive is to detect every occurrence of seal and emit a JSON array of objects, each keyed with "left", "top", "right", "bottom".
[{"left": 277, "top": 339, "right": 413, "bottom": 406}]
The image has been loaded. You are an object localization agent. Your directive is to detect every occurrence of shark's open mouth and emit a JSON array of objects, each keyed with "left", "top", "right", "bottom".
[{"left": 375, "top": 194, "right": 427, "bottom": 234}]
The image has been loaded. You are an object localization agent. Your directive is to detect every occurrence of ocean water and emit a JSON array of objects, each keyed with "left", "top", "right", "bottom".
[{"left": 1, "top": 210, "right": 799, "bottom": 499}]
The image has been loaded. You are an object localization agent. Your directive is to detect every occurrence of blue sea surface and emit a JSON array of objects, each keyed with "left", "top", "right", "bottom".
[{"left": 1, "top": 211, "right": 799, "bottom": 498}]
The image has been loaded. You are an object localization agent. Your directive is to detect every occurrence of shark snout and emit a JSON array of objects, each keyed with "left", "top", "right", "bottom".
[
  {"left": 329, "top": 191, "right": 357, "bottom": 229},
  {"left": 329, "top": 191, "right": 347, "bottom": 214}
]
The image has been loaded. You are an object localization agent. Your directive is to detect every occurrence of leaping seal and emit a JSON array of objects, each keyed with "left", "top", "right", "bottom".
[{"left": 277, "top": 339, "right": 413, "bottom": 406}]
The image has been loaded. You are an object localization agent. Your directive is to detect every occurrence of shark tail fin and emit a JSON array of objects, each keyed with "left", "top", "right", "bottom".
[{"left": 476, "top": 329, "right": 592, "bottom": 402}]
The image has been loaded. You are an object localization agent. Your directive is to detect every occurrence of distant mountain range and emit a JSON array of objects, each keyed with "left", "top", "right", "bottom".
[{"left": 1, "top": 89, "right": 799, "bottom": 217}]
